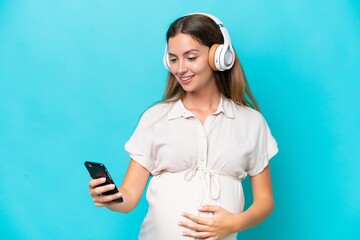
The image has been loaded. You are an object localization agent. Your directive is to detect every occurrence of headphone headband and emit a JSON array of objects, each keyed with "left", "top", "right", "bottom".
[{"left": 186, "top": 12, "right": 232, "bottom": 48}]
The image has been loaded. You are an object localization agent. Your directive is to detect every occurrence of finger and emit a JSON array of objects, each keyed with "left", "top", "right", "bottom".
[
  {"left": 205, "top": 237, "right": 218, "bottom": 240},
  {"left": 182, "top": 212, "right": 208, "bottom": 225},
  {"left": 182, "top": 229, "right": 212, "bottom": 239},
  {"left": 93, "top": 192, "right": 123, "bottom": 204},
  {"left": 198, "top": 205, "right": 219, "bottom": 213},
  {"left": 93, "top": 190, "right": 122, "bottom": 207},
  {"left": 179, "top": 221, "right": 208, "bottom": 232},
  {"left": 88, "top": 177, "right": 106, "bottom": 188},
  {"left": 93, "top": 201, "right": 110, "bottom": 207},
  {"left": 93, "top": 198, "right": 118, "bottom": 207},
  {"left": 90, "top": 184, "right": 116, "bottom": 197}
]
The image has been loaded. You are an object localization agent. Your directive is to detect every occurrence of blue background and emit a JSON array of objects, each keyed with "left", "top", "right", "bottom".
[{"left": 1, "top": 0, "right": 359, "bottom": 239}]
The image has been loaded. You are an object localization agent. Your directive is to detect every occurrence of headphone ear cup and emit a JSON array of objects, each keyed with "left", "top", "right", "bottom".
[
  {"left": 208, "top": 44, "right": 220, "bottom": 71},
  {"left": 163, "top": 46, "right": 171, "bottom": 71},
  {"left": 165, "top": 55, "right": 171, "bottom": 71},
  {"left": 220, "top": 47, "right": 235, "bottom": 70}
]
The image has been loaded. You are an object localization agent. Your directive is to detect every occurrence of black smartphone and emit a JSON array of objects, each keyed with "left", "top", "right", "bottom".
[{"left": 84, "top": 161, "right": 123, "bottom": 203}]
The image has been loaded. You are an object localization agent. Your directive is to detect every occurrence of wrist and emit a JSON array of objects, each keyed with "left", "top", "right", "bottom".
[{"left": 231, "top": 213, "right": 246, "bottom": 233}]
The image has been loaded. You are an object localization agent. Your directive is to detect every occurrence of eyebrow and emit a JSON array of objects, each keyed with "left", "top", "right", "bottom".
[{"left": 168, "top": 49, "right": 200, "bottom": 57}]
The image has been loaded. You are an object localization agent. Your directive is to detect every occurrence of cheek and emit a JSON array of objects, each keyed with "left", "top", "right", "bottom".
[
  {"left": 169, "top": 64, "right": 178, "bottom": 75},
  {"left": 199, "top": 63, "right": 213, "bottom": 76},
  {"left": 192, "top": 59, "right": 210, "bottom": 73}
]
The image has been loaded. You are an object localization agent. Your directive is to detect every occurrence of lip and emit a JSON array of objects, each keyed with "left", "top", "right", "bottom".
[{"left": 178, "top": 75, "right": 194, "bottom": 84}]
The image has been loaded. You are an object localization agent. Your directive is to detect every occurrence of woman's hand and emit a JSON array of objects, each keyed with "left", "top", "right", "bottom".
[
  {"left": 88, "top": 177, "right": 123, "bottom": 207},
  {"left": 179, "top": 205, "right": 237, "bottom": 240},
  {"left": 179, "top": 166, "right": 275, "bottom": 239}
]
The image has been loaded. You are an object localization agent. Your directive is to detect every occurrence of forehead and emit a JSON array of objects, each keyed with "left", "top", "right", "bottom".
[{"left": 168, "top": 33, "right": 207, "bottom": 53}]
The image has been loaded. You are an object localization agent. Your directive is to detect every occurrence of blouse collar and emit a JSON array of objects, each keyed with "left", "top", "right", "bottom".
[{"left": 167, "top": 96, "right": 235, "bottom": 120}]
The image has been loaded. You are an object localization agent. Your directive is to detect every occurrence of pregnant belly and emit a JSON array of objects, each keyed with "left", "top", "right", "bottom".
[{"left": 138, "top": 171, "right": 244, "bottom": 240}]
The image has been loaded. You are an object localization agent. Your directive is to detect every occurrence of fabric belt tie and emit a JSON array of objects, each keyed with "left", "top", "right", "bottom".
[{"left": 184, "top": 166, "right": 222, "bottom": 200}]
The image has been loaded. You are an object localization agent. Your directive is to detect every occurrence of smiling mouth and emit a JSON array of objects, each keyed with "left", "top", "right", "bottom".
[{"left": 179, "top": 76, "right": 193, "bottom": 83}]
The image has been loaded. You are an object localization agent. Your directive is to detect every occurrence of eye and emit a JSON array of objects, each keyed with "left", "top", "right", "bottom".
[
  {"left": 169, "top": 58, "right": 177, "bottom": 64},
  {"left": 187, "top": 57, "right": 198, "bottom": 62}
]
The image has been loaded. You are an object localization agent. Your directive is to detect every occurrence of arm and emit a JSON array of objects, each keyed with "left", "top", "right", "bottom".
[
  {"left": 88, "top": 159, "right": 150, "bottom": 213},
  {"left": 180, "top": 165, "right": 274, "bottom": 239},
  {"left": 232, "top": 165, "right": 274, "bottom": 232}
]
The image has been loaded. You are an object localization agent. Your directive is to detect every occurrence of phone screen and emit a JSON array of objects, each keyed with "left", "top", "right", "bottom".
[{"left": 84, "top": 161, "right": 123, "bottom": 203}]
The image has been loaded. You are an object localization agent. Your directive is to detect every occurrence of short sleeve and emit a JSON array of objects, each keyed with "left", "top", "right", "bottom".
[
  {"left": 246, "top": 113, "right": 278, "bottom": 176},
  {"left": 124, "top": 103, "right": 172, "bottom": 173},
  {"left": 125, "top": 125, "right": 154, "bottom": 172}
]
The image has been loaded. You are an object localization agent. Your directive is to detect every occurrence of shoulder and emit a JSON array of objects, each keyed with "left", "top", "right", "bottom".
[
  {"left": 228, "top": 102, "right": 271, "bottom": 134},
  {"left": 230, "top": 101, "right": 266, "bottom": 123},
  {"left": 136, "top": 101, "right": 174, "bottom": 129},
  {"left": 231, "top": 103, "right": 276, "bottom": 145}
]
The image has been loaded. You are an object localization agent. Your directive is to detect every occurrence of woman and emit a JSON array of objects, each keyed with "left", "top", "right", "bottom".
[{"left": 88, "top": 13, "right": 278, "bottom": 240}]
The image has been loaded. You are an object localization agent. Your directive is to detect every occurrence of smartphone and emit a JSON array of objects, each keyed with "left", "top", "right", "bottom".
[{"left": 84, "top": 161, "right": 123, "bottom": 203}]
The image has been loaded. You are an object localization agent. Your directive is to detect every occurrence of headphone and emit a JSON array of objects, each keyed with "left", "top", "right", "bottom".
[{"left": 163, "top": 13, "right": 235, "bottom": 72}]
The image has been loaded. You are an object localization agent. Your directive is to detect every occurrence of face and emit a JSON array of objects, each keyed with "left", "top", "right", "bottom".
[{"left": 167, "top": 33, "right": 216, "bottom": 94}]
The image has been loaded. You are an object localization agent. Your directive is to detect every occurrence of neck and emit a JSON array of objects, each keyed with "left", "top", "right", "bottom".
[{"left": 182, "top": 91, "right": 221, "bottom": 111}]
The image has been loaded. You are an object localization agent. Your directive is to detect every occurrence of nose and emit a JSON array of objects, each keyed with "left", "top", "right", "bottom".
[{"left": 178, "top": 59, "right": 188, "bottom": 74}]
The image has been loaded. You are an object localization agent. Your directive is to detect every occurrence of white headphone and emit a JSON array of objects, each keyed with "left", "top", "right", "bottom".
[{"left": 163, "top": 13, "right": 235, "bottom": 72}]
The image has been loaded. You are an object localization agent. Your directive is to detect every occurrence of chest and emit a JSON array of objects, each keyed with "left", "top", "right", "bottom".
[{"left": 152, "top": 116, "right": 254, "bottom": 171}]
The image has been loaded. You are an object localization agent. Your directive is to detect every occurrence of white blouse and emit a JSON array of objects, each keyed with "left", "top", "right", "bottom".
[{"left": 125, "top": 96, "right": 278, "bottom": 240}]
